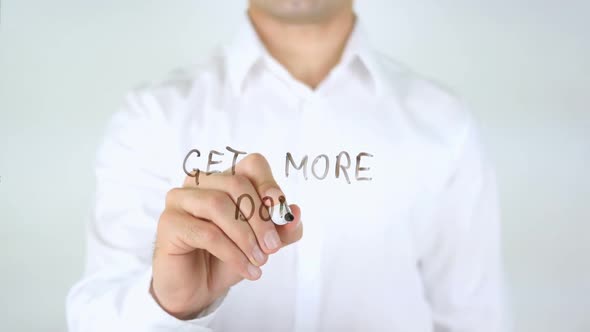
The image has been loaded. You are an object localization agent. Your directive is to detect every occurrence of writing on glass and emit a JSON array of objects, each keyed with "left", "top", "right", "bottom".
[{"left": 182, "top": 146, "right": 374, "bottom": 222}]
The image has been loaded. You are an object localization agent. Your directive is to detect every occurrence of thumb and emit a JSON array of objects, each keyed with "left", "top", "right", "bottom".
[{"left": 276, "top": 204, "right": 303, "bottom": 246}]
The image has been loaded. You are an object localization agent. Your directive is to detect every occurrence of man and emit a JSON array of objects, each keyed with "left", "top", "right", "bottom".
[{"left": 67, "top": 0, "right": 506, "bottom": 331}]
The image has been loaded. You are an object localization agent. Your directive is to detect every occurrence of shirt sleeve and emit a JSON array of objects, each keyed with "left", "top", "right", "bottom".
[
  {"left": 66, "top": 89, "right": 225, "bottom": 331},
  {"left": 416, "top": 117, "right": 509, "bottom": 332}
]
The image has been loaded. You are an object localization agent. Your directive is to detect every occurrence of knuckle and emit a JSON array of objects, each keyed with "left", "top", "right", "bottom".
[
  {"left": 187, "top": 222, "right": 218, "bottom": 245},
  {"left": 244, "top": 232, "right": 258, "bottom": 249},
  {"left": 165, "top": 188, "right": 183, "bottom": 206},
  {"left": 157, "top": 210, "right": 176, "bottom": 234},
  {"left": 158, "top": 209, "right": 175, "bottom": 224},
  {"left": 242, "top": 153, "right": 268, "bottom": 171},
  {"left": 207, "top": 191, "right": 229, "bottom": 211},
  {"left": 199, "top": 225, "right": 220, "bottom": 243},
  {"left": 247, "top": 152, "right": 266, "bottom": 162},
  {"left": 182, "top": 222, "right": 199, "bottom": 245}
]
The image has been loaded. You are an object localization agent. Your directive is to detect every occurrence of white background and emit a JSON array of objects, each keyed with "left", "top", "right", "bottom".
[{"left": 0, "top": 0, "right": 588, "bottom": 331}]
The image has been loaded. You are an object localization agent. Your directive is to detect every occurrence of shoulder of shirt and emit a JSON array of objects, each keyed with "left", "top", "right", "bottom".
[
  {"left": 125, "top": 49, "right": 475, "bottom": 153},
  {"left": 123, "top": 48, "right": 229, "bottom": 119},
  {"left": 371, "top": 50, "right": 475, "bottom": 154}
]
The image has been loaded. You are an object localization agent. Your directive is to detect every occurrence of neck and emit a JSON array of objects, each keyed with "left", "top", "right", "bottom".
[{"left": 248, "top": 7, "right": 355, "bottom": 89}]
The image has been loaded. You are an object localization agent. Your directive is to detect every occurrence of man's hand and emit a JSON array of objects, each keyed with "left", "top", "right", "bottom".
[{"left": 151, "top": 153, "right": 303, "bottom": 319}]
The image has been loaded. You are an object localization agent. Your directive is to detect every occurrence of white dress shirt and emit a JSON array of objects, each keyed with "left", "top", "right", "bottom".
[{"left": 67, "top": 15, "right": 506, "bottom": 332}]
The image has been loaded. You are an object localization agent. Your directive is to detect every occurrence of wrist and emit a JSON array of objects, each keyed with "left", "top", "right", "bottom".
[{"left": 149, "top": 278, "right": 208, "bottom": 320}]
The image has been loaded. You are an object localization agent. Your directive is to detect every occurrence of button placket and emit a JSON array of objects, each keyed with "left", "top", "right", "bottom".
[{"left": 292, "top": 94, "right": 324, "bottom": 332}]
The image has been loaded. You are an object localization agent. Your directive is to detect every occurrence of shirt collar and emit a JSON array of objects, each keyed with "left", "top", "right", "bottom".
[{"left": 224, "top": 13, "right": 381, "bottom": 97}]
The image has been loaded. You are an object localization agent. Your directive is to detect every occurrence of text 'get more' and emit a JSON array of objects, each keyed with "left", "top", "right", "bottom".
[{"left": 182, "top": 146, "right": 374, "bottom": 186}]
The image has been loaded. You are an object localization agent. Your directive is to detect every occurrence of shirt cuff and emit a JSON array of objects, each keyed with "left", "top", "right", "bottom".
[{"left": 123, "top": 268, "right": 226, "bottom": 331}]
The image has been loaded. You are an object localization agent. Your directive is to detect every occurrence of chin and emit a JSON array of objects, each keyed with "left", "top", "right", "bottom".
[{"left": 254, "top": 0, "right": 348, "bottom": 24}]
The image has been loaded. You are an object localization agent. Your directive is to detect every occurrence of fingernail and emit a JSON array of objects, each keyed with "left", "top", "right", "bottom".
[
  {"left": 247, "top": 263, "right": 262, "bottom": 279},
  {"left": 264, "top": 230, "right": 281, "bottom": 250},
  {"left": 252, "top": 245, "right": 266, "bottom": 265},
  {"left": 264, "top": 187, "right": 283, "bottom": 201}
]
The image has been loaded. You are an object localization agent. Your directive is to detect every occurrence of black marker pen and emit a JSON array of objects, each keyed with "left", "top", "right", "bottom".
[{"left": 271, "top": 195, "right": 294, "bottom": 225}]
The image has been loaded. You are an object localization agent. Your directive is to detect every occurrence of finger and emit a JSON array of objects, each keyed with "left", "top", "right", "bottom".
[
  {"left": 166, "top": 187, "right": 268, "bottom": 267},
  {"left": 192, "top": 171, "right": 283, "bottom": 255},
  {"left": 276, "top": 204, "right": 303, "bottom": 246},
  {"left": 234, "top": 153, "right": 278, "bottom": 198},
  {"left": 234, "top": 153, "right": 300, "bottom": 241},
  {"left": 159, "top": 210, "right": 262, "bottom": 281}
]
